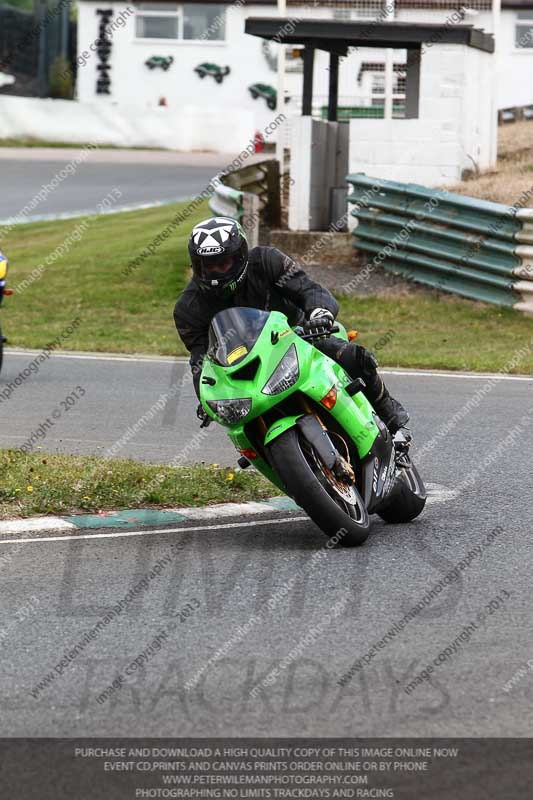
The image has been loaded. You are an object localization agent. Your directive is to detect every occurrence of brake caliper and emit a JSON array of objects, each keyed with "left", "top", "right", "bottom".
[{"left": 333, "top": 454, "right": 355, "bottom": 484}]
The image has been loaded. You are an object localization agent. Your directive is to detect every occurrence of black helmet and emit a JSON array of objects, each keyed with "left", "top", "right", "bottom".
[{"left": 189, "top": 216, "right": 248, "bottom": 296}]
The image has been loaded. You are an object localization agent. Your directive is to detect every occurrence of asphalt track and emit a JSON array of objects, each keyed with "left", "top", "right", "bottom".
[
  {"left": 1, "top": 349, "right": 532, "bottom": 738},
  {"left": 0, "top": 149, "right": 231, "bottom": 221}
]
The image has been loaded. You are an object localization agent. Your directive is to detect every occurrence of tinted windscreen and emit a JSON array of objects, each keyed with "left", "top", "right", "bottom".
[{"left": 207, "top": 307, "right": 270, "bottom": 367}]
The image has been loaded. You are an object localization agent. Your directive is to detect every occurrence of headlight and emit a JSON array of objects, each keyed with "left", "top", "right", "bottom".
[
  {"left": 262, "top": 344, "right": 299, "bottom": 395},
  {"left": 207, "top": 398, "right": 251, "bottom": 424}
]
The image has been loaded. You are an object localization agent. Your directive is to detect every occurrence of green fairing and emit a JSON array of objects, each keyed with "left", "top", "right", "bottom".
[
  {"left": 264, "top": 414, "right": 304, "bottom": 446},
  {"left": 200, "top": 310, "right": 379, "bottom": 493}
]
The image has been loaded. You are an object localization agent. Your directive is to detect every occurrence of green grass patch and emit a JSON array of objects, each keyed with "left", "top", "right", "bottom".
[
  {"left": 337, "top": 294, "right": 533, "bottom": 374},
  {"left": 2, "top": 201, "right": 533, "bottom": 370},
  {"left": 0, "top": 449, "right": 280, "bottom": 519},
  {"left": 1, "top": 200, "right": 210, "bottom": 355}
]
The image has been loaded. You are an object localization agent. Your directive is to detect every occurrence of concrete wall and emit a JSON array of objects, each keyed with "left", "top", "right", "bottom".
[
  {"left": 494, "top": 10, "right": 533, "bottom": 109},
  {"left": 289, "top": 117, "right": 349, "bottom": 231},
  {"left": 76, "top": 1, "right": 292, "bottom": 135},
  {"left": 73, "top": 2, "right": 533, "bottom": 155},
  {"left": 348, "top": 44, "right": 496, "bottom": 193},
  {"left": 288, "top": 117, "right": 314, "bottom": 231},
  {"left": 0, "top": 94, "right": 255, "bottom": 152},
  {"left": 398, "top": 8, "right": 533, "bottom": 110},
  {"left": 76, "top": 4, "right": 533, "bottom": 114}
]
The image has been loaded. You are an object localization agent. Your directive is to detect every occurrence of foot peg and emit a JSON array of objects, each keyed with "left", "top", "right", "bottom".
[
  {"left": 393, "top": 428, "right": 412, "bottom": 452},
  {"left": 393, "top": 428, "right": 412, "bottom": 466}
]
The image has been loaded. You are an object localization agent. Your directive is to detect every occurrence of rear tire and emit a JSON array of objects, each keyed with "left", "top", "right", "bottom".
[
  {"left": 267, "top": 427, "right": 370, "bottom": 547},
  {"left": 0, "top": 322, "right": 3, "bottom": 378},
  {"left": 376, "top": 461, "right": 426, "bottom": 524}
]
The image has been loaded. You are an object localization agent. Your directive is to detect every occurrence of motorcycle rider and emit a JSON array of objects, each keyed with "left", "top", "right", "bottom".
[{"left": 174, "top": 217, "right": 409, "bottom": 433}]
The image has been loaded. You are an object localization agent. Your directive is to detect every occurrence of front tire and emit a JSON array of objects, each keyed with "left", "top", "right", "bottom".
[
  {"left": 376, "top": 461, "right": 426, "bottom": 523},
  {"left": 267, "top": 427, "right": 370, "bottom": 547}
]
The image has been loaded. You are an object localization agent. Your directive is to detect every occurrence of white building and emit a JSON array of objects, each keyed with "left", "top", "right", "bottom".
[{"left": 76, "top": 0, "right": 533, "bottom": 124}]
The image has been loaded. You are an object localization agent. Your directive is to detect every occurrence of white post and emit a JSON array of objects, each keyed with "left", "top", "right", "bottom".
[
  {"left": 275, "top": 0, "right": 287, "bottom": 171},
  {"left": 383, "top": 1, "right": 395, "bottom": 121},
  {"left": 492, "top": 0, "right": 501, "bottom": 41},
  {"left": 490, "top": 0, "right": 501, "bottom": 166}
]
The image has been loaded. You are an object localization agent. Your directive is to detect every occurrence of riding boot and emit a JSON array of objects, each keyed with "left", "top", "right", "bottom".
[{"left": 364, "top": 373, "right": 410, "bottom": 434}]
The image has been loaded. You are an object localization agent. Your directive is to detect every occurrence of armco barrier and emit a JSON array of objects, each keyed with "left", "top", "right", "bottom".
[
  {"left": 208, "top": 182, "right": 260, "bottom": 247},
  {"left": 346, "top": 173, "right": 533, "bottom": 313},
  {"left": 210, "top": 159, "right": 281, "bottom": 228},
  {"left": 209, "top": 183, "right": 245, "bottom": 220}
]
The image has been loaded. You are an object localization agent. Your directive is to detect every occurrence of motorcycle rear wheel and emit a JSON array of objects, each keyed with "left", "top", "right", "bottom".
[{"left": 267, "top": 427, "right": 370, "bottom": 547}]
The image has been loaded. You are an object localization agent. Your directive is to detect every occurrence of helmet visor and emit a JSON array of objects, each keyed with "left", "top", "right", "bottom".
[{"left": 198, "top": 254, "right": 238, "bottom": 280}]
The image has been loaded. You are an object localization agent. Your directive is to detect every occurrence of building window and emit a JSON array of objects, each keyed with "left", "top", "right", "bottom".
[
  {"left": 183, "top": 4, "right": 225, "bottom": 40},
  {"left": 515, "top": 11, "right": 533, "bottom": 49},
  {"left": 135, "top": 3, "right": 226, "bottom": 41},
  {"left": 331, "top": 2, "right": 382, "bottom": 20},
  {"left": 371, "top": 74, "right": 385, "bottom": 95},
  {"left": 332, "top": 8, "right": 351, "bottom": 20},
  {"left": 136, "top": 2, "right": 179, "bottom": 39}
]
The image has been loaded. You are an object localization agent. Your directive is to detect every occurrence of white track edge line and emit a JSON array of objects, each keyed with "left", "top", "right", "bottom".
[
  {"left": 0, "top": 485, "right": 455, "bottom": 543},
  {"left": 0, "top": 516, "right": 308, "bottom": 545}
]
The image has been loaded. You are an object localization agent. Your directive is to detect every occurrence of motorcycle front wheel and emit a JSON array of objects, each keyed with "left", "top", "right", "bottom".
[{"left": 267, "top": 427, "right": 370, "bottom": 547}]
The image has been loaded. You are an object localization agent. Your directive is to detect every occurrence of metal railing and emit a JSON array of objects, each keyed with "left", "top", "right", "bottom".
[
  {"left": 209, "top": 159, "right": 281, "bottom": 227},
  {"left": 208, "top": 182, "right": 261, "bottom": 248},
  {"left": 208, "top": 183, "right": 245, "bottom": 220},
  {"left": 347, "top": 173, "right": 533, "bottom": 314}
]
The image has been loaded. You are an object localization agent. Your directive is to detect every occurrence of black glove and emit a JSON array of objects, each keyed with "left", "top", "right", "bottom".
[
  {"left": 303, "top": 308, "right": 335, "bottom": 338},
  {"left": 196, "top": 403, "right": 211, "bottom": 428}
]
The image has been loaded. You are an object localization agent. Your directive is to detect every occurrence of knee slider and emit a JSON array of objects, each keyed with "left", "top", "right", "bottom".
[{"left": 338, "top": 343, "right": 378, "bottom": 380}]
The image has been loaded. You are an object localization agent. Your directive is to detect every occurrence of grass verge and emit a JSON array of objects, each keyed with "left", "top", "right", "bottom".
[
  {"left": 2, "top": 197, "right": 533, "bottom": 371},
  {"left": 0, "top": 449, "right": 280, "bottom": 519},
  {"left": 337, "top": 293, "right": 533, "bottom": 373},
  {"left": 1, "top": 200, "right": 209, "bottom": 355},
  {"left": 448, "top": 120, "right": 533, "bottom": 205}
]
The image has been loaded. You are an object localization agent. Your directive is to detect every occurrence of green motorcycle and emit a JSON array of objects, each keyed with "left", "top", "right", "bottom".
[{"left": 200, "top": 307, "right": 426, "bottom": 546}]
